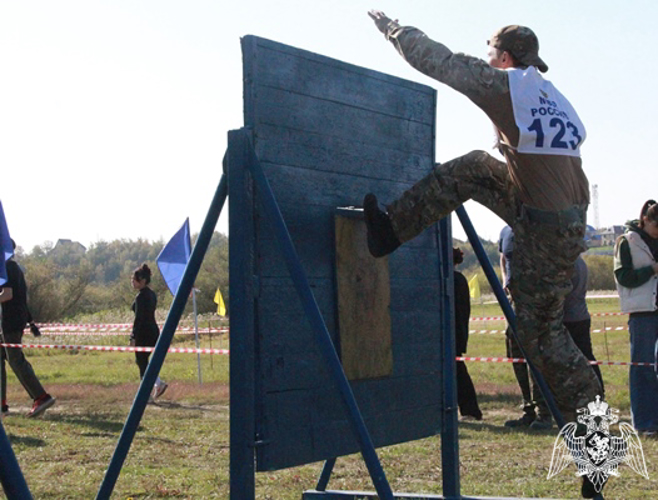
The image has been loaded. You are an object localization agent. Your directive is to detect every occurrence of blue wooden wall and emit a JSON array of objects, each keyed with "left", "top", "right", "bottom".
[{"left": 234, "top": 35, "right": 446, "bottom": 471}]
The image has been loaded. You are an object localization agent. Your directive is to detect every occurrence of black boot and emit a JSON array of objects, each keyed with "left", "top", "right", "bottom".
[
  {"left": 581, "top": 475, "right": 606, "bottom": 499},
  {"left": 363, "top": 193, "right": 401, "bottom": 258}
]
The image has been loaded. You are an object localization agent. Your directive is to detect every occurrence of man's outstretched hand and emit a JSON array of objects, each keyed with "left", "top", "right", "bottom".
[{"left": 368, "top": 10, "right": 397, "bottom": 35}]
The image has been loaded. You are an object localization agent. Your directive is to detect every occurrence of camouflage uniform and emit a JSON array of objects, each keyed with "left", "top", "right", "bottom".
[{"left": 379, "top": 23, "right": 601, "bottom": 421}]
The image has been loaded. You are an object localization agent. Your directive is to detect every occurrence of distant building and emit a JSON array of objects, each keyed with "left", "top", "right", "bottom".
[
  {"left": 586, "top": 226, "right": 624, "bottom": 248},
  {"left": 53, "top": 239, "right": 87, "bottom": 254},
  {"left": 49, "top": 239, "right": 87, "bottom": 266}
]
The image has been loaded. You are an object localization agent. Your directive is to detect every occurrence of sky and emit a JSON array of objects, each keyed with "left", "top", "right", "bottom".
[{"left": 1, "top": 0, "right": 656, "bottom": 253}]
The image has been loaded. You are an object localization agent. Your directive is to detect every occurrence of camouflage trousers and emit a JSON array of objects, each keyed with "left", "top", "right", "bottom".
[{"left": 387, "top": 150, "right": 602, "bottom": 422}]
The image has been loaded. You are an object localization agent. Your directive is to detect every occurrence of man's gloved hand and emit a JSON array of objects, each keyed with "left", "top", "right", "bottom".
[
  {"left": 368, "top": 10, "right": 398, "bottom": 36},
  {"left": 29, "top": 322, "right": 41, "bottom": 337}
]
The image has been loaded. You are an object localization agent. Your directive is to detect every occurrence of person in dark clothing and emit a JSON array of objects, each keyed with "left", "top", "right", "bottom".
[
  {"left": 453, "top": 248, "right": 482, "bottom": 421},
  {"left": 0, "top": 240, "right": 55, "bottom": 417},
  {"left": 130, "top": 263, "right": 167, "bottom": 399},
  {"left": 563, "top": 256, "right": 604, "bottom": 395}
]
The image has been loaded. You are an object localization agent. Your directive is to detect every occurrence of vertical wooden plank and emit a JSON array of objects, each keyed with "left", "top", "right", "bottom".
[
  {"left": 228, "top": 129, "right": 256, "bottom": 500},
  {"left": 241, "top": 36, "right": 257, "bottom": 130},
  {"left": 335, "top": 213, "right": 392, "bottom": 380}
]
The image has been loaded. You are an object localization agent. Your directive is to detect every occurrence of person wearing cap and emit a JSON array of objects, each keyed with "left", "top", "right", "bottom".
[{"left": 363, "top": 10, "right": 602, "bottom": 423}]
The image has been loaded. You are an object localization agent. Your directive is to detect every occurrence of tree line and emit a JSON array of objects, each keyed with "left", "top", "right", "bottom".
[
  {"left": 14, "top": 233, "right": 228, "bottom": 322},
  {"left": 12, "top": 233, "right": 615, "bottom": 323}
]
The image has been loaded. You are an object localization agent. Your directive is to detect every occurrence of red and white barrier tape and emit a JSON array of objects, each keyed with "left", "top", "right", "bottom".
[
  {"left": 0, "top": 343, "right": 229, "bottom": 355},
  {"left": 470, "top": 311, "right": 626, "bottom": 322},
  {"left": 37, "top": 323, "right": 133, "bottom": 328},
  {"left": 457, "top": 356, "right": 654, "bottom": 367},
  {"left": 37, "top": 325, "right": 227, "bottom": 332},
  {"left": 37, "top": 322, "right": 211, "bottom": 328},
  {"left": 1, "top": 343, "right": 650, "bottom": 367},
  {"left": 35, "top": 311, "right": 625, "bottom": 328},
  {"left": 468, "top": 326, "right": 629, "bottom": 335},
  {"left": 36, "top": 328, "right": 229, "bottom": 336},
  {"left": 32, "top": 325, "right": 627, "bottom": 337}
]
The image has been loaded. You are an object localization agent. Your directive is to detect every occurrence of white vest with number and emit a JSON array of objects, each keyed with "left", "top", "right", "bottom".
[{"left": 507, "top": 67, "right": 586, "bottom": 157}]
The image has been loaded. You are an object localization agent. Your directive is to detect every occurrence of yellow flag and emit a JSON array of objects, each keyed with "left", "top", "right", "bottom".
[
  {"left": 468, "top": 275, "right": 480, "bottom": 300},
  {"left": 214, "top": 287, "right": 226, "bottom": 317}
]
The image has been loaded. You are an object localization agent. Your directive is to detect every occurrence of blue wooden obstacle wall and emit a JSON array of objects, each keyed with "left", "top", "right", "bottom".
[{"left": 231, "top": 35, "right": 447, "bottom": 472}]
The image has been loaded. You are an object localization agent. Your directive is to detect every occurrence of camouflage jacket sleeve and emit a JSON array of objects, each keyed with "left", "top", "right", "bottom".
[{"left": 385, "top": 25, "right": 508, "bottom": 110}]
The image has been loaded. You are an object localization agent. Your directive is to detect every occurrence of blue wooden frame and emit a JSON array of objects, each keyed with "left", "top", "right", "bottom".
[
  {"left": 227, "top": 129, "right": 457, "bottom": 499},
  {"left": 238, "top": 35, "right": 448, "bottom": 473},
  {"left": 229, "top": 33, "right": 464, "bottom": 500}
]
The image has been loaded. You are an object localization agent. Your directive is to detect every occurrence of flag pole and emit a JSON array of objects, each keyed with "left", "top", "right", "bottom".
[{"left": 192, "top": 288, "right": 202, "bottom": 384}]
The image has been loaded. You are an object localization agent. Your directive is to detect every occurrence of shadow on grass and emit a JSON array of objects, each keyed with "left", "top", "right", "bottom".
[
  {"left": 475, "top": 392, "right": 520, "bottom": 405},
  {"left": 148, "top": 400, "right": 226, "bottom": 413},
  {"left": 458, "top": 419, "right": 559, "bottom": 437},
  {"left": 46, "top": 414, "right": 133, "bottom": 434},
  {"left": 139, "top": 435, "right": 180, "bottom": 445},
  {"left": 7, "top": 434, "right": 47, "bottom": 448}
]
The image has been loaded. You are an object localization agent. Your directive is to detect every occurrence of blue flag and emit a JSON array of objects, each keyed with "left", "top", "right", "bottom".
[
  {"left": 156, "top": 218, "right": 191, "bottom": 296},
  {"left": 0, "top": 201, "right": 14, "bottom": 287}
]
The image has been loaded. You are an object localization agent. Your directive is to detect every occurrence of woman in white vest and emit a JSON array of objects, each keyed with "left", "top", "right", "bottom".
[{"left": 614, "top": 200, "right": 658, "bottom": 436}]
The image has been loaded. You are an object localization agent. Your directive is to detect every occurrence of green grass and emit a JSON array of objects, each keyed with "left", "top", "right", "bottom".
[{"left": 3, "top": 299, "right": 656, "bottom": 499}]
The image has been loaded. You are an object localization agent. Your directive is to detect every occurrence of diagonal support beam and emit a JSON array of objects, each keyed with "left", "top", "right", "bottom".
[
  {"left": 316, "top": 458, "right": 337, "bottom": 491},
  {"left": 0, "top": 421, "right": 33, "bottom": 499}
]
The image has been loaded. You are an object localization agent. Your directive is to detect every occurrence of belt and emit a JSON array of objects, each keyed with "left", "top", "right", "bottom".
[{"left": 519, "top": 204, "right": 586, "bottom": 227}]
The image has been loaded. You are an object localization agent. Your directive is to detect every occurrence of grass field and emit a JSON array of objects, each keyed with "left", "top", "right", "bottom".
[{"left": 2, "top": 298, "right": 657, "bottom": 499}]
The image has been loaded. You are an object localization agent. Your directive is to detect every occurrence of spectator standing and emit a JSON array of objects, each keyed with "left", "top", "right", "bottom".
[
  {"left": 130, "top": 264, "right": 168, "bottom": 400},
  {"left": 563, "top": 256, "right": 604, "bottom": 395},
  {"left": 613, "top": 200, "right": 658, "bottom": 436},
  {"left": 453, "top": 248, "right": 482, "bottom": 421}
]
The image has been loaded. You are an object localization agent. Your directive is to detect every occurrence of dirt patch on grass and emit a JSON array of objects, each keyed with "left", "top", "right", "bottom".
[
  {"left": 3, "top": 381, "right": 230, "bottom": 419},
  {"left": 40, "top": 381, "right": 229, "bottom": 402}
]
